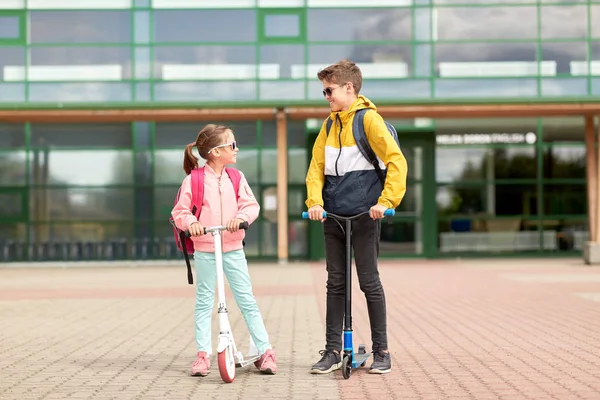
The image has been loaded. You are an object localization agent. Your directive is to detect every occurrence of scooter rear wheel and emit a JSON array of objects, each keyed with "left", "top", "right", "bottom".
[
  {"left": 341, "top": 355, "right": 352, "bottom": 379},
  {"left": 218, "top": 346, "right": 236, "bottom": 383}
]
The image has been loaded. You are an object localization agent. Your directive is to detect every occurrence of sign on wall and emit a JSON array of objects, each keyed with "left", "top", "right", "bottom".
[{"left": 436, "top": 132, "right": 537, "bottom": 145}]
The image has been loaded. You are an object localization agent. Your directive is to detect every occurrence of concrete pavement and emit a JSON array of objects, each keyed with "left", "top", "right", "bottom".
[{"left": 1, "top": 258, "right": 599, "bottom": 400}]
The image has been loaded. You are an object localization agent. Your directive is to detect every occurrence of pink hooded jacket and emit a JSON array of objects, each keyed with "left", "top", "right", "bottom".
[{"left": 171, "top": 164, "right": 260, "bottom": 253}]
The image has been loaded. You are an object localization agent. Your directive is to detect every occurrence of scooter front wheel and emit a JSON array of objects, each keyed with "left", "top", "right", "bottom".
[
  {"left": 341, "top": 355, "right": 352, "bottom": 379},
  {"left": 218, "top": 345, "right": 236, "bottom": 383}
]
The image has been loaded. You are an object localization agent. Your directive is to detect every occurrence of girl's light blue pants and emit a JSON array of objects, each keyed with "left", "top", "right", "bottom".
[{"left": 193, "top": 249, "right": 271, "bottom": 355}]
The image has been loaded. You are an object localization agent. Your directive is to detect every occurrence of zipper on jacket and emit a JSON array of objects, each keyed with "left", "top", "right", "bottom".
[{"left": 334, "top": 113, "right": 343, "bottom": 176}]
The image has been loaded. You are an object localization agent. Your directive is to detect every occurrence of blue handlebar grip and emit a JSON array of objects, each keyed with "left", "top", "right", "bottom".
[
  {"left": 301, "top": 211, "right": 328, "bottom": 219},
  {"left": 384, "top": 209, "right": 395, "bottom": 217}
]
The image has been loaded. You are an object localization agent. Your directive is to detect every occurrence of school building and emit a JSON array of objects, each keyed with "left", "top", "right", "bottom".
[{"left": 1, "top": 1, "right": 600, "bottom": 264}]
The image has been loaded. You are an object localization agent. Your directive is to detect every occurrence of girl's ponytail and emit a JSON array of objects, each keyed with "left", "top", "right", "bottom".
[{"left": 183, "top": 142, "right": 198, "bottom": 175}]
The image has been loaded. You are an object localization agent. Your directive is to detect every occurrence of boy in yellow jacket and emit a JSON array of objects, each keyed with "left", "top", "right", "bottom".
[{"left": 305, "top": 59, "right": 408, "bottom": 375}]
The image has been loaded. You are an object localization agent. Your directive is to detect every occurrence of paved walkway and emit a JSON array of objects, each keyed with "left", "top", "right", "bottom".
[{"left": 1, "top": 258, "right": 599, "bottom": 400}]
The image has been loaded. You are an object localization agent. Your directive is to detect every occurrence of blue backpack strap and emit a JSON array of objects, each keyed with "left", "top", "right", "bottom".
[
  {"left": 353, "top": 109, "right": 385, "bottom": 187},
  {"left": 326, "top": 117, "right": 333, "bottom": 136}
]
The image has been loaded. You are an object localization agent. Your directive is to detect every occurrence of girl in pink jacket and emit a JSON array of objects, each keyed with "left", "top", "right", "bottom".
[{"left": 171, "top": 124, "right": 276, "bottom": 377}]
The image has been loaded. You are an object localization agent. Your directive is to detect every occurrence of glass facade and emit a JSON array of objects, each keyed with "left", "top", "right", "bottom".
[
  {"left": 0, "top": 1, "right": 595, "bottom": 261},
  {"left": 1, "top": 1, "right": 599, "bottom": 104},
  {"left": 0, "top": 120, "right": 309, "bottom": 261},
  {"left": 435, "top": 117, "right": 587, "bottom": 255}
]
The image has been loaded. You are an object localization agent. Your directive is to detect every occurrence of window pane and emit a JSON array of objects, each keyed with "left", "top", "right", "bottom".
[
  {"left": 30, "top": 188, "right": 134, "bottom": 221},
  {"left": 288, "top": 188, "right": 305, "bottom": 215},
  {"left": 0, "top": 192, "right": 23, "bottom": 217},
  {"left": 135, "top": 82, "right": 151, "bottom": 101},
  {"left": 261, "top": 149, "right": 277, "bottom": 184},
  {"left": 0, "top": 16, "right": 20, "bottom": 39},
  {"left": 260, "top": 81, "right": 305, "bottom": 101},
  {"left": 437, "top": 184, "right": 537, "bottom": 215},
  {"left": 308, "top": 44, "right": 412, "bottom": 79},
  {"left": 0, "top": 123, "right": 25, "bottom": 148},
  {"left": 308, "top": 8, "right": 411, "bottom": 41},
  {"left": 30, "top": 123, "right": 132, "bottom": 148},
  {"left": 541, "top": 117, "right": 584, "bottom": 142},
  {"left": 154, "top": 10, "right": 256, "bottom": 42},
  {"left": 0, "top": 152, "right": 26, "bottom": 185},
  {"left": 544, "top": 184, "right": 586, "bottom": 215},
  {"left": 30, "top": 11, "right": 131, "bottom": 43},
  {"left": 134, "top": 47, "right": 151, "bottom": 79},
  {"left": 28, "top": 0, "right": 132, "bottom": 8},
  {"left": 592, "top": 6, "right": 600, "bottom": 38},
  {"left": 541, "top": 78, "right": 587, "bottom": 97},
  {"left": 29, "top": 47, "right": 131, "bottom": 80},
  {"left": 155, "top": 46, "right": 256, "bottom": 80},
  {"left": 540, "top": 6, "right": 587, "bottom": 39},
  {"left": 154, "top": 82, "right": 255, "bottom": 102},
  {"left": 0, "top": 83, "right": 25, "bottom": 102},
  {"left": 289, "top": 220, "right": 308, "bottom": 257},
  {"left": 155, "top": 121, "right": 258, "bottom": 147},
  {"left": 260, "top": 45, "right": 305, "bottom": 79},
  {"left": 494, "top": 148, "right": 537, "bottom": 179},
  {"left": 0, "top": 47, "right": 25, "bottom": 81},
  {"left": 541, "top": 42, "right": 586, "bottom": 76},
  {"left": 438, "top": 218, "right": 543, "bottom": 253},
  {"left": 543, "top": 146, "right": 585, "bottom": 179},
  {"left": 235, "top": 149, "right": 259, "bottom": 184},
  {"left": 265, "top": 14, "right": 299, "bottom": 37},
  {"left": 437, "top": 7, "right": 537, "bottom": 40},
  {"left": 154, "top": 150, "right": 185, "bottom": 185},
  {"left": 435, "top": 42, "right": 538, "bottom": 77},
  {"left": 29, "top": 83, "right": 132, "bottom": 102},
  {"left": 437, "top": 148, "right": 487, "bottom": 183},
  {"left": 29, "top": 150, "right": 134, "bottom": 185},
  {"left": 435, "top": 79, "right": 537, "bottom": 98},
  {"left": 134, "top": 11, "right": 150, "bottom": 44},
  {"left": 380, "top": 221, "right": 421, "bottom": 255}
]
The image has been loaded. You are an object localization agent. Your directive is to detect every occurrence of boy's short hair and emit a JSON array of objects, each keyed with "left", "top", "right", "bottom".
[{"left": 317, "top": 59, "right": 362, "bottom": 94}]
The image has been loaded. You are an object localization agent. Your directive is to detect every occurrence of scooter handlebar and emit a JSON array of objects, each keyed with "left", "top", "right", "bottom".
[
  {"left": 301, "top": 209, "right": 395, "bottom": 219},
  {"left": 185, "top": 221, "right": 249, "bottom": 237}
]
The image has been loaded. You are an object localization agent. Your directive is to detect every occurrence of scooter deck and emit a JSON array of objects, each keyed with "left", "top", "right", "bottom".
[
  {"left": 235, "top": 354, "right": 260, "bottom": 368},
  {"left": 353, "top": 352, "right": 371, "bottom": 368}
]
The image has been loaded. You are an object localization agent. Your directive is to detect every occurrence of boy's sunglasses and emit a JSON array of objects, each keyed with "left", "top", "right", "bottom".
[
  {"left": 322, "top": 82, "right": 350, "bottom": 97},
  {"left": 208, "top": 141, "right": 237, "bottom": 154},
  {"left": 322, "top": 85, "right": 341, "bottom": 98}
]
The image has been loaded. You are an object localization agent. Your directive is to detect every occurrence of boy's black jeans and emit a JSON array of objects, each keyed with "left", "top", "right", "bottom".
[{"left": 323, "top": 213, "right": 388, "bottom": 353}]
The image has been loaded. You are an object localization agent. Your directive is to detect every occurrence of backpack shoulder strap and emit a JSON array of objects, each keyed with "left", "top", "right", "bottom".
[
  {"left": 325, "top": 118, "right": 333, "bottom": 136},
  {"left": 224, "top": 167, "right": 242, "bottom": 200},
  {"left": 190, "top": 166, "right": 205, "bottom": 218},
  {"left": 353, "top": 108, "right": 385, "bottom": 186}
]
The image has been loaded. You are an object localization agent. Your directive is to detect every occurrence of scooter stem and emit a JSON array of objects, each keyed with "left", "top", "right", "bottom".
[
  {"left": 344, "top": 219, "right": 352, "bottom": 331},
  {"left": 213, "top": 230, "right": 227, "bottom": 313}
]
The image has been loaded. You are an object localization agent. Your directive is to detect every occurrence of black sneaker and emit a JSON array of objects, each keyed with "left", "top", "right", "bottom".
[
  {"left": 369, "top": 350, "right": 392, "bottom": 374},
  {"left": 310, "top": 349, "right": 341, "bottom": 374}
]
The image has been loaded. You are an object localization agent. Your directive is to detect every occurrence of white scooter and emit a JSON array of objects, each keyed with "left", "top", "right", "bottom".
[{"left": 188, "top": 221, "right": 260, "bottom": 383}]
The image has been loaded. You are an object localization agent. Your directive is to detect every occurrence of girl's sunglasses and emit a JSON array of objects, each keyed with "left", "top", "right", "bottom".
[{"left": 208, "top": 141, "right": 237, "bottom": 154}]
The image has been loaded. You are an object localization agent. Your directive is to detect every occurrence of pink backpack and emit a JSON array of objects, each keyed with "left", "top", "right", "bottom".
[{"left": 169, "top": 166, "right": 242, "bottom": 284}]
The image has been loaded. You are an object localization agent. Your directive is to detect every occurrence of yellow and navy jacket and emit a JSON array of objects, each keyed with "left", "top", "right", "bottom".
[{"left": 305, "top": 95, "right": 408, "bottom": 216}]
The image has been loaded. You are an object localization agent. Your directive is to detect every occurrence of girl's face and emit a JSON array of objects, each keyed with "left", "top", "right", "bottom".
[{"left": 209, "top": 129, "right": 238, "bottom": 165}]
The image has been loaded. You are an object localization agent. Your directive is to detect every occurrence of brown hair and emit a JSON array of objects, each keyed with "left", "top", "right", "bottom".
[
  {"left": 317, "top": 59, "right": 362, "bottom": 94},
  {"left": 183, "top": 124, "right": 230, "bottom": 175}
]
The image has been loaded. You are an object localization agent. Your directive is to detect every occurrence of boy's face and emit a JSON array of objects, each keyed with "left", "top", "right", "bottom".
[{"left": 322, "top": 79, "right": 356, "bottom": 112}]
